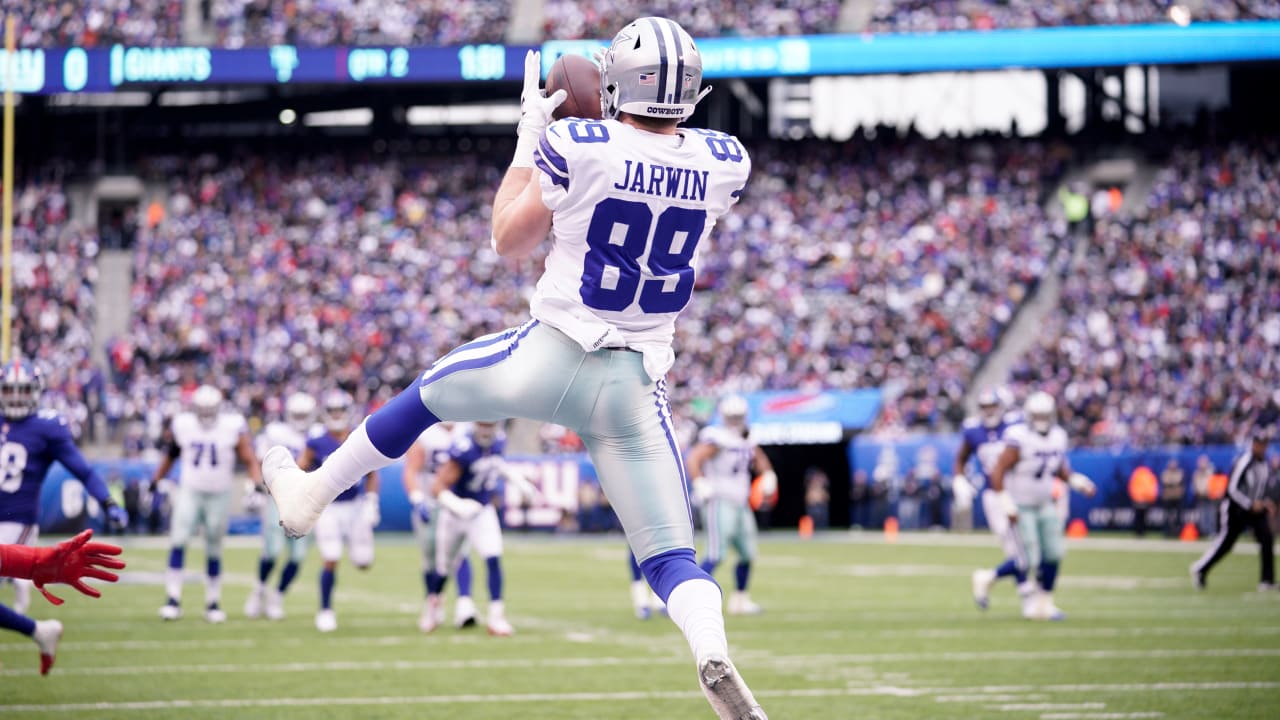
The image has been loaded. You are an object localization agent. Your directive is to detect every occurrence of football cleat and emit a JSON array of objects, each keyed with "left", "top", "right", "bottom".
[
  {"left": 262, "top": 446, "right": 325, "bottom": 538},
  {"left": 631, "top": 581, "right": 652, "bottom": 620},
  {"left": 698, "top": 655, "right": 767, "bottom": 720},
  {"left": 1190, "top": 566, "right": 1207, "bottom": 591},
  {"left": 159, "top": 599, "right": 182, "bottom": 621},
  {"left": 418, "top": 596, "right": 444, "bottom": 633},
  {"left": 33, "top": 620, "right": 62, "bottom": 676},
  {"left": 728, "top": 591, "right": 763, "bottom": 616},
  {"left": 1259, "top": 582, "right": 1276, "bottom": 593},
  {"left": 454, "top": 596, "right": 478, "bottom": 629},
  {"left": 972, "top": 568, "right": 996, "bottom": 611},
  {"left": 487, "top": 601, "right": 514, "bottom": 637},
  {"left": 244, "top": 585, "right": 265, "bottom": 619},
  {"left": 205, "top": 603, "right": 227, "bottom": 624},
  {"left": 315, "top": 609, "right": 337, "bottom": 633},
  {"left": 265, "top": 589, "right": 286, "bottom": 620}
]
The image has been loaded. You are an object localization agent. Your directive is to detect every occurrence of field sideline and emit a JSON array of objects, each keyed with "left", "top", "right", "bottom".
[{"left": 1, "top": 532, "right": 1277, "bottom": 719}]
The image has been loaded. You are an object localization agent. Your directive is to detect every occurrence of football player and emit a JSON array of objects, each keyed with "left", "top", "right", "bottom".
[
  {"left": 425, "top": 422, "right": 524, "bottom": 635},
  {"left": 151, "top": 384, "right": 261, "bottom": 623},
  {"left": 300, "top": 390, "right": 379, "bottom": 633},
  {"left": 401, "top": 422, "right": 476, "bottom": 631},
  {"left": 0, "top": 360, "right": 128, "bottom": 672},
  {"left": 0, "top": 529, "right": 125, "bottom": 675},
  {"left": 245, "top": 392, "right": 317, "bottom": 620},
  {"left": 987, "top": 391, "right": 1088, "bottom": 620},
  {"left": 688, "top": 395, "right": 776, "bottom": 615},
  {"left": 264, "top": 18, "right": 764, "bottom": 717},
  {"left": 959, "top": 389, "right": 1038, "bottom": 612}
]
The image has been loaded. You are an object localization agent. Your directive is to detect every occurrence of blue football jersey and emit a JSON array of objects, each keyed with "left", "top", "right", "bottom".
[
  {"left": 0, "top": 411, "right": 107, "bottom": 525},
  {"left": 447, "top": 436, "right": 507, "bottom": 505},
  {"left": 960, "top": 411, "right": 1023, "bottom": 484},
  {"left": 307, "top": 432, "right": 364, "bottom": 503}
]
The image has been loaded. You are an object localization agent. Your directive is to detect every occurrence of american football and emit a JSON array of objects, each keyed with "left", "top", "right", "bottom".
[{"left": 547, "top": 53, "right": 602, "bottom": 120}]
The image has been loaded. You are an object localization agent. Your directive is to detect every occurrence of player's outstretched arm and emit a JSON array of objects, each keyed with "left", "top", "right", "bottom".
[
  {"left": 237, "top": 432, "right": 263, "bottom": 486},
  {"left": 0, "top": 530, "right": 126, "bottom": 605},
  {"left": 432, "top": 460, "right": 483, "bottom": 520},
  {"left": 989, "top": 446, "right": 1020, "bottom": 521},
  {"left": 492, "top": 50, "right": 562, "bottom": 258},
  {"left": 686, "top": 443, "right": 717, "bottom": 505}
]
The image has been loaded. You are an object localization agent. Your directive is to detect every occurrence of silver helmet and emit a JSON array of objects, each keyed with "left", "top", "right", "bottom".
[{"left": 600, "top": 17, "right": 710, "bottom": 122}]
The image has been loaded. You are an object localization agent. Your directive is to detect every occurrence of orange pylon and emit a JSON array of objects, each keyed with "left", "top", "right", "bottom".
[
  {"left": 1066, "top": 518, "right": 1088, "bottom": 538},
  {"left": 798, "top": 514, "right": 814, "bottom": 539},
  {"left": 1179, "top": 522, "right": 1199, "bottom": 542},
  {"left": 884, "top": 516, "right": 899, "bottom": 543}
]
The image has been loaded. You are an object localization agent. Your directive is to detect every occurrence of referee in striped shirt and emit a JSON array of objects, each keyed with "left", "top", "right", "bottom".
[{"left": 1190, "top": 427, "right": 1276, "bottom": 591}]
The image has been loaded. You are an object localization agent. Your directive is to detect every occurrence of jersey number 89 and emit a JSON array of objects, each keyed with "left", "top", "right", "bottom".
[{"left": 579, "top": 198, "right": 706, "bottom": 314}]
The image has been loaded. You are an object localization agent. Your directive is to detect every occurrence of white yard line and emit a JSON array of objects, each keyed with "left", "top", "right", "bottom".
[
  {"left": 4, "top": 647, "right": 1277, "bottom": 678},
  {"left": 1, "top": 682, "right": 1273, "bottom": 713}
]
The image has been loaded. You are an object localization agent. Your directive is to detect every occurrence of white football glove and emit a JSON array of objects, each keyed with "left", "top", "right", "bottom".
[
  {"left": 757, "top": 470, "right": 778, "bottom": 499},
  {"left": 361, "top": 492, "right": 381, "bottom": 529},
  {"left": 1068, "top": 472, "right": 1097, "bottom": 498},
  {"left": 951, "top": 474, "right": 974, "bottom": 511},
  {"left": 243, "top": 480, "right": 267, "bottom": 514},
  {"left": 994, "top": 489, "right": 1018, "bottom": 521},
  {"left": 438, "top": 489, "right": 485, "bottom": 521},
  {"left": 513, "top": 50, "right": 567, "bottom": 168},
  {"left": 692, "top": 479, "right": 714, "bottom": 507}
]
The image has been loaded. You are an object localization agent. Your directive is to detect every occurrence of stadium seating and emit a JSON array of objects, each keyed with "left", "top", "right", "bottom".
[{"left": 866, "top": 0, "right": 1280, "bottom": 34}]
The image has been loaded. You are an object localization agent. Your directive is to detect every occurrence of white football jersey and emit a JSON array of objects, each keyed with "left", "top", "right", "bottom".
[
  {"left": 697, "top": 425, "right": 755, "bottom": 506},
  {"left": 534, "top": 118, "right": 751, "bottom": 380},
  {"left": 171, "top": 411, "right": 247, "bottom": 493},
  {"left": 416, "top": 423, "right": 459, "bottom": 475},
  {"left": 256, "top": 421, "right": 308, "bottom": 460},
  {"left": 1001, "top": 422, "right": 1069, "bottom": 507}
]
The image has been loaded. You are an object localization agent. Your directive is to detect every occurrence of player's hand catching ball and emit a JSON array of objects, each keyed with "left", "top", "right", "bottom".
[{"left": 513, "top": 50, "right": 567, "bottom": 168}]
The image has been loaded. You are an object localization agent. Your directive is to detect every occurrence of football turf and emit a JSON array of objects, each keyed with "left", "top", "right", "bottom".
[{"left": 1, "top": 532, "right": 1276, "bottom": 719}]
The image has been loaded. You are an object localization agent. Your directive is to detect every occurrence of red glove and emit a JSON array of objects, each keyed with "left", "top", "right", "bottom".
[{"left": 0, "top": 530, "right": 126, "bottom": 605}]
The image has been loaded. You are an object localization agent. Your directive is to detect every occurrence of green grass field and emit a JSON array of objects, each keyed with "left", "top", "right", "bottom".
[{"left": 2, "top": 531, "right": 1277, "bottom": 719}]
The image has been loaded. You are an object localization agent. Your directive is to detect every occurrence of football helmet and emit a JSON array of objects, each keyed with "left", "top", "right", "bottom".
[
  {"left": 719, "top": 394, "right": 749, "bottom": 434},
  {"left": 976, "top": 388, "right": 1004, "bottom": 429},
  {"left": 191, "top": 385, "right": 223, "bottom": 428},
  {"left": 321, "top": 390, "right": 353, "bottom": 433},
  {"left": 0, "top": 360, "right": 44, "bottom": 420},
  {"left": 600, "top": 17, "right": 710, "bottom": 121},
  {"left": 471, "top": 421, "right": 500, "bottom": 449},
  {"left": 284, "top": 392, "right": 316, "bottom": 433},
  {"left": 1024, "top": 391, "right": 1056, "bottom": 434}
]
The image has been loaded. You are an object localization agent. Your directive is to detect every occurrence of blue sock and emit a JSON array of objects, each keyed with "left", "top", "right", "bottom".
[
  {"left": 735, "top": 561, "right": 751, "bottom": 592},
  {"left": 628, "top": 553, "right": 643, "bottom": 582},
  {"left": 640, "top": 548, "right": 716, "bottom": 604},
  {"left": 257, "top": 557, "right": 275, "bottom": 584},
  {"left": 207, "top": 557, "right": 221, "bottom": 581},
  {"left": 168, "top": 546, "right": 185, "bottom": 569},
  {"left": 278, "top": 561, "right": 300, "bottom": 592},
  {"left": 320, "top": 568, "right": 335, "bottom": 610},
  {"left": 422, "top": 571, "right": 432, "bottom": 595},
  {"left": 486, "top": 556, "right": 503, "bottom": 602},
  {"left": 364, "top": 382, "right": 441, "bottom": 458},
  {"left": 700, "top": 559, "right": 718, "bottom": 576},
  {"left": 1040, "top": 561, "right": 1059, "bottom": 592},
  {"left": 995, "top": 558, "right": 1027, "bottom": 584},
  {"left": 457, "top": 557, "right": 473, "bottom": 597},
  {"left": 0, "top": 603, "right": 35, "bottom": 636},
  {"left": 427, "top": 570, "right": 446, "bottom": 595}
]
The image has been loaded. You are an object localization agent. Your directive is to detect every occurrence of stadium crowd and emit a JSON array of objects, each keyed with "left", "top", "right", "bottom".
[
  {"left": 209, "top": 0, "right": 508, "bottom": 48},
  {"left": 541, "top": 0, "right": 843, "bottom": 39},
  {"left": 866, "top": 0, "right": 1280, "bottom": 34},
  {"left": 1008, "top": 139, "right": 1280, "bottom": 447},
  {"left": 14, "top": 0, "right": 184, "bottom": 47}
]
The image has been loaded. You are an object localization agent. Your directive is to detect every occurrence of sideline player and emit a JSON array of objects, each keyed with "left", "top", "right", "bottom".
[
  {"left": 688, "top": 395, "right": 776, "bottom": 615},
  {"left": 264, "top": 19, "right": 765, "bottom": 717},
  {"left": 402, "top": 422, "right": 476, "bottom": 631},
  {"left": 246, "top": 392, "right": 316, "bottom": 620},
  {"left": 299, "top": 390, "right": 379, "bottom": 633},
  {"left": 425, "top": 422, "right": 522, "bottom": 635},
  {"left": 151, "top": 385, "right": 261, "bottom": 622},
  {"left": 0, "top": 530, "right": 125, "bottom": 674},
  {"left": 988, "top": 392, "right": 1082, "bottom": 620}
]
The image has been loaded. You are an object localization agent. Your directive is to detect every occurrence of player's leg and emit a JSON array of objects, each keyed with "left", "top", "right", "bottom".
[
  {"left": 1016, "top": 505, "right": 1046, "bottom": 619},
  {"left": 1250, "top": 512, "right": 1275, "bottom": 590},
  {"left": 973, "top": 490, "right": 1031, "bottom": 610},
  {"left": 1191, "top": 502, "right": 1243, "bottom": 588},
  {"left": 0, "top": 601, "right": 60, "bottom": 675},
  {"left": 201, "top": 490, "right": 232, "bottom": 623},
  {"left": 264, "top": 321, "right": 567, "bottom": 535},
  {"left": 700, "top": 499, "right": 726, "bottom": 577},
  {"left": 248, "top": 502, "right": 286, "bottom": 619},
  {"left": 422, "top": 508, "right": 468, "bottom": 632},
  {"left": 267, "top": 534, "right": 308, "bottom": 620},
  {"left": 161, "top": 486, "right": 199, "bottom": 619},
  {"left": 454, "top": 556, "right": 476, "bottom": 628},
  {"left": 313, "top": 504, "right": 345, "bottom": 632},
  {"left": 629, "top": 551, "right": 653, "bottom": 619},
  {"left": 348, "top": 500, "right": 376, "bottom": 571},
  {"left": 571, "top": 364, "right": 764, "bottom": 720},
  {"left": 469, "top": 505, "right": 511, "bottom": 635},
  {"left": 1035, "top": 504, "right": 1067, "bottom": 620},
  {"left": 728, "top": 505, "right": 761, "bottom": 615},
  {"left": 0, "top": 523, "right": 37, "bottom": 614}
]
